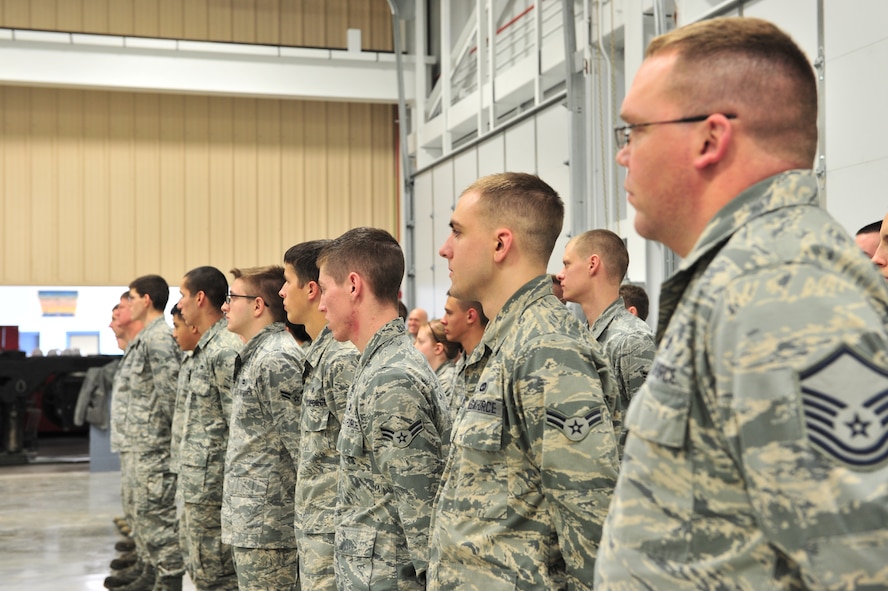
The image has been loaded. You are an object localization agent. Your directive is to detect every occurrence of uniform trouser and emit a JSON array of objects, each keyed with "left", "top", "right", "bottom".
[
  {"left": 296, "top": 530, "right": 336, "bottom": 591},
  {"left": 119, "top": 452, "right": 148, "bottom": 560},
  {"left": 179, "top": 501, "right": 237, "bottom": 591},
  {"left": 124, "top": 449, "right": 185, "bottom": 579},
  {"left": 231, "top": 546, "right": 299, "bottom": 591}
]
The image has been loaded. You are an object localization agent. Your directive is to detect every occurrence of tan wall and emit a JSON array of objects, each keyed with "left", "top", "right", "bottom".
[
  {"left": 0, "top": 0, "right": 393, "bottom": 50},
  {"left": 0, "top": 85, "right": 398, "bottom": 286}
]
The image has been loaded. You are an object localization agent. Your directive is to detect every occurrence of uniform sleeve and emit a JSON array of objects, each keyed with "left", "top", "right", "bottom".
[
  {"left": 322, "top": 347, "right": 358, "bottom": 424},
  {"left": 710, "top": 269, "right": 888, "bottom": 590},
  {"left": 519, "top": 336, "right": 621, "bottom": 591},
  {"left": 260, "top": 347, "right": 304, "bottom": 464},
  {"left": 212, "top": 346, "right": 239, "bottom": 427},
  {"left": 146, "top": 333, "right": 181, "bottom": 425},
  {"left": 613, "top": 330, "right": 655, "bottom": 403},
  {"left": 365, "top": 372, "right": 444, "bottom": 578}
]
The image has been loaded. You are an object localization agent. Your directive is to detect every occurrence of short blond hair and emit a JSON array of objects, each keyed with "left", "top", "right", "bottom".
[
  {"left": 463, "top": 172, "right": 564, "bottom": 264},
  {"left": 647, "top": 17, "right": 817, "bottom": 166}
]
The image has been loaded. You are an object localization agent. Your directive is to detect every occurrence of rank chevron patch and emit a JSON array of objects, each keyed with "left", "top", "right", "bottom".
[
  {"left": 381, "top": 420, "right": 424, "bottom": 449},
  {"left": 800, "top": 345, "right": 888, "bottom": 470},
  {"left": 545, "top": 407, "right": 602, "bottom": 442}
]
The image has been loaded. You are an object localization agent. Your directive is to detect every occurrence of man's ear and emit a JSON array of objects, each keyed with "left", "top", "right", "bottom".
[
  {"left": 348, "top": 272, "right": 362, "bottom": 298},
  {"left": 588, "top": 254, "right": 600, "bottom": 276},
  {"left": 306, "top": 280, "right": 320, "bottom": 301},
  {"left": 493, "top": 229, "right": 514, "bottom": 263},
  {"left": 195, "top": 290, "right": 206, "bottom": 307},
  {"left": 694, "top": 113, "right": 733, "bottom": 169}
]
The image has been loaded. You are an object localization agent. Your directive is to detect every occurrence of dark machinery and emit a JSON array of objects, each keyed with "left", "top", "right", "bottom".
[{"left": 0, "top": 352, "right": 119, "bottom": 465}]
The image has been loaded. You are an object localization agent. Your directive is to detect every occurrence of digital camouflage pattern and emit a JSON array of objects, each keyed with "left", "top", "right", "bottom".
[
  {"left": 335, "top": 320, "right": 450, "bottom": 591},
  {"left": 589, "top": 296, "right": 655, "bottom": 446},
  {"left": 434, "top": 359, "right": 457, "bottom": 407},
  {"left": 595, "top": 171, "right": 888, "bottom": 590},
  {"left": 441, "top": 355, "right": 470, "bottom": 424},
  {"left": 429, "top": 276, "right": 620, "bottom": 591},
  {"left": 110, "top": 315, "right": 183, "bottom": 579},
  {"left": 179, "top": 501, "right": 237, "bottom": 590},
  {"left": 222, "top": 322, "right": 304, "bottom": 554},
  {"left": 177, "top": 318, "right": 242, "bottom": 504},
  {"left": 111, "top": 316, "right": 182, "bottom": 453},
  {"left": 294, "top": 327, "right": 359, "bottom": 591},
  {"left": 231, "top": 546, "right": 299, "bottom": 591},
  {"left": 177, "top": 318, "right": 242, "bottom": 590},
  {"left": 170, "top": 352, "right": 193, "bottom": 475}
]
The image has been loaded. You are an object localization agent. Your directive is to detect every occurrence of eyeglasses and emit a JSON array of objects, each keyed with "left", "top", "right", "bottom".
[
  {"left": 614, "top": 113, "right": 737, "bottom": 150},
  {"left": 225, "top": 292, "right": 266, "bottom": 305}
]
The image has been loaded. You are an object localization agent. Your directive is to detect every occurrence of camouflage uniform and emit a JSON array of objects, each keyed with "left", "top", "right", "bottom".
[
  {"left": 595, "top": 171, "right": 888, "bottom": 590},
  {"left": 429, "top": 275, "right": 620, "bottom": 591},
  {"left": 110, "top": 315, "right": 184, "bottom": 580},
  {"left": 442, "top": 357, "right": 467, "bottom": 423},
  {"left": 589, "top": 296, "right": 656, "bottom": 446},
  {"left": 434, "top": 359, "right": 457, "bottom": 406},
  {"left": 170, "top": 352, "right": 193, "bottom": 476},
  {"left": 335, "top": 319, "right": 449, "bottom": 591},
  {"left": 171, "top": 351, "right": 193, "bottom": 572},
  {"left": 177, "top": 319, "right": 242, "bottom": 591},
  {"left": 294, "top": 327, "right": 359, "bottom": 591},
  {"left": 222, "top": 322, "right": 304, "bottom": 591}
]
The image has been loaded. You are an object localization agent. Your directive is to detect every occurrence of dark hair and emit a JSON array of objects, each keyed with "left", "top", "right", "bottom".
[
  {"left": 619, "top": 283, "right": 650, "bottom": 322},
  {"left": 573, "top": 229, "right": 630, "bottom": 283},
  {"left": 398, "top": 300, "right": 408, "bottom": 320},
  {"left": 183, "top": 266, "right": 228, "bottom": 309},
  {"left": 447, "top": 293, "right": 489, "bottom": 327},
  {"left": 462, "top": 172, "right": 564, "bottom": 264},
  {"left": 130, "top": 274, "right": 169, "bottom": 311},
  {"left": 857, "top": 221, "right": 883, "bottom": 236},
  {"left": 647, "top": 17, "right": 818, "bottom": 165},
  {"left": 318, "top": 227, "right": 404, "bottom": 306},
  {"left": 230, "top": 266, "right": 287, "bottom": 324},
  {"left": 284, "top": 240, "right": 331, "bottom": 286},
  {"left": 170, "top": 305, "right": 184, "bottom": 320},
  {"left": 427, "top": 320, "right": 461, "bottom": 360}
]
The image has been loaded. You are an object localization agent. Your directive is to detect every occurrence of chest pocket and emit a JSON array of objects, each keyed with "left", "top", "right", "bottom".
[
  {"left": 625, "top": 377, "right": 690, "bottom": 448},
  {"left": 622, "top": 376, "right": 695, "bottom": 561},
  {"left": 337, "top": 411, "right": 367, "bottom": 459},
  {"left": 304, "top": 404, "right": 336, "bottom": 452},
  {"left": 450, "top": 369, "right": 508, "bottom": 520}
]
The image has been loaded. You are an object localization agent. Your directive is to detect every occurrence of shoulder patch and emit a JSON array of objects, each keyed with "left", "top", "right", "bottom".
[
  {"left": 801, "top": 345, "right": 888, "bottom": 470},
  {"left": 545, "top": 407, "right": 602, "bottom": 442},
  {"left": 381, "top": 420, "right": 424, "bottom": 448}
]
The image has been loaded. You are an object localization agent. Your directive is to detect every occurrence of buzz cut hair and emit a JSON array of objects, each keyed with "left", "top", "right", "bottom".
[{"left": 462, "top": 172, "right": 564, "bottom": 265}]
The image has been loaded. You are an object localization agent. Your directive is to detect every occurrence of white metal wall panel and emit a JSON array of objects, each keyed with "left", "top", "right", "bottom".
[
  {"left": 535, "top": 104, "right": 573, "bottom": 274},
  {"left": 431, "top": 161, "right": 457, "bottom": 316},
  {"left": 453, "top": 148, "right": 480, "bottom": 197},
  {"left": 504, "top": 117, "right": 538, "bottom": 174},
  {"left": 825, "top": 0, "right": 888, "bottom": 231},
  {"left": 478, "top": 134, "right": 506, "bottom": 177},
  {"left": 412, "top": 172, "right": 438, "bottom": 312}
]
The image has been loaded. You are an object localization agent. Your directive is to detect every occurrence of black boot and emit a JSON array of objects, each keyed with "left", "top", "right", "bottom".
[
  {"left": 110, "top": 551, "right": 139, "bottom": 570},
  {"left": 112, "top": 564, "right": 155, "bottom": 591},
  {"left": 115, "top": 537, "right": 136, "bottom": 552},
  {"left": 104, "top": 558, "right": 143, "bottom": 588}
]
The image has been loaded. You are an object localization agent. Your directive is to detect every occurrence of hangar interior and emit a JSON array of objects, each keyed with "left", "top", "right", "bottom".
[{"left": 1, "top": 1, "right": 887, "bottom": 589}]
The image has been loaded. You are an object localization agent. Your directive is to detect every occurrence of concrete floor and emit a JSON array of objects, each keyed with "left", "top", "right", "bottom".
[{"left": 0, "top": 437, "right": 196, "bottom": 590}]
